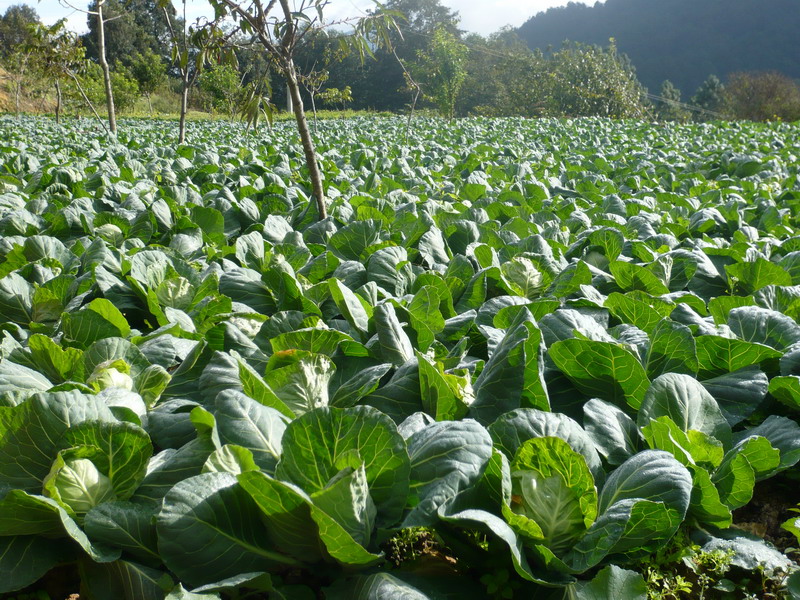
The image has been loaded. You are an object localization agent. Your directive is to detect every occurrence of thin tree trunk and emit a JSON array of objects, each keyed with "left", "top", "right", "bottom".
[
  {"left": 55, "top": 80, "right": 62, "bottom": 124},
  {"left": 14, "top": 80, "right": 21, "bottom": 119},
  {"left": 146, "top": 92, "right": 153, "bottom": 116},
  {"left": 179, "top": 71, "right": 189, "bottom": 144},
  {"left": 310, "top": 92, "right": 317, "bottom": 134},
  {"left": 96, "top": 1, "right": 116, "bottom": 134},
  {"left": 285, "top": 61, "right": 326, "bottom": 220}
]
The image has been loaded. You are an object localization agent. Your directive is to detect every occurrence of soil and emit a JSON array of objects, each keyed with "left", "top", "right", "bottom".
[{"left": 732, "top": 477, "right": 799, "bottom": 563}]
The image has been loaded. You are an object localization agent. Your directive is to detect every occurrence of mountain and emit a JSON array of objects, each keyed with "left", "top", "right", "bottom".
[{"left": 517, "top": 0, "right": 800, "bottom": 96}]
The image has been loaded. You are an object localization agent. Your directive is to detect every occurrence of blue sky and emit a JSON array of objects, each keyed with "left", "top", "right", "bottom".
[{"left": 2, "top": 0, "right": 593, "bottom": 36}]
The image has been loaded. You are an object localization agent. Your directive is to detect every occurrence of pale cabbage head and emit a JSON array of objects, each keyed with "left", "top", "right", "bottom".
[
  {"left": 96, "top": 223, "right": 124, "bottom": 246},
  {"left": 88, "top": 359, "right": 134, "bottom": 391},
  {"left": 44, "top": 457, "right": 116, "bottom": 518}
]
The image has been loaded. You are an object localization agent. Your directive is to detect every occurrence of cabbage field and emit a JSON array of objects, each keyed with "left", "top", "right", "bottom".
[{"left": 1, "top": 115, "right": 799, "bottom": 599}]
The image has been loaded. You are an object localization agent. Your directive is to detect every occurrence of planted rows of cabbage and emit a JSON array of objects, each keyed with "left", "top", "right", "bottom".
[{"left": 1, "top": 115, "right": 799, "bottom": 599}]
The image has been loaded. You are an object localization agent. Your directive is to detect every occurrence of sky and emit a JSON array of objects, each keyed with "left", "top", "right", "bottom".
[{"left": 1, "top": 0, "right": 594, "bottom": 36}]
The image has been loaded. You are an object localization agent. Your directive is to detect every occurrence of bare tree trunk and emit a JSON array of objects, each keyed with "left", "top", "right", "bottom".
[
  {"left": 285, "top": 61, "right": 326, "bottom": 220},
  {"left": 179, "top": 71, "right": 189, "bottom": 144},
  {"left": 96, "top": 1, "right": 116, "bottom": 134},
  {"left": 310, "top": 92, "right": 318, "bottom": 134},
  {"left": 146, "top": 92, "right": 153, "bottom": 116},
  {"left": 14, "top": 80, "right": 21, "bottom": 119},
  {"left": 55, "top": 80, "right": 62, "bottom": 124},
  {"left": 286, "top": 83, "right": 292, "bottom": 113}
]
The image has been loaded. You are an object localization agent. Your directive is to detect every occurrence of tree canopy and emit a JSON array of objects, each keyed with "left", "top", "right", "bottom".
[{"left": 517, "top": 0, "right": 800, "bottom": 94}]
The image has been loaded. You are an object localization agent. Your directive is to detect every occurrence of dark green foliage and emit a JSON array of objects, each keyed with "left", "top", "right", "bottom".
[
  {"left": 517, "top": 0, "right": 800, "bottom": 95},
  {"left": 724, "top": 71, "right": 800, "bottom": 122},
  {"left": 690, "top": 74, "right": 726, "bottom": 119},
  {"left": 0, "top": 3, "right": 39, "bottom": 57},
  {"left": 655, "top": 80, "right": 690, "bottom": 122},
  {"left": 83, "top": 0, "right": 178, "bottom": 66}
]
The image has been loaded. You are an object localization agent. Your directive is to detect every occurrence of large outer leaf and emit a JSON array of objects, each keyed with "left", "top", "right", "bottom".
[
  {"left": 311, "top": 464, "right": 376, "bottom": 548},
  {"left": 488, "top": 408, "right": 603, "bottom": 481},
  {"left": 645, "top": 319, "right": 698, "bottom": 378},
  {"left": 571, "top": 565, "right": 647, "bottom": 600},
  {"left": 276, "top": 406, "right": 410, "bottom": 526},
  {"left": 239, "top": 470, "right": 381, "bottom": 567},
  {"left": 638, "top": 373, "right": 731, "bottom": 445},
  {"left": 712, "top": 436, "right": 780, "bottom": 509},
  {"left": 328, "top": 278, "right": 372, "bottom": 340},
  {"left": 134, "top": 437, "right": 215, "bottom": 504},
  {"left": 328, "top": 220, "right": 385, "bottom": 261},
  {"left": 598, "top": 450, "right": 692, "bottom": 516},
  {"left": 470, "top": 310, "right": 549, "bottom": 423},
  {"left": 61, "top": 298, "right": 131, "bottom": 348},
  {"left": 214, "top": 390, "right": 289, "bottom": 474},
  {"left": 732, "top": 415, "right": 800, "bottom": 475},
  {"left": 727, "top": 306, "right": 800, "bottom": 350},
  {"left": 549, "top": 339, "right": 649, "bottom": 411},
  {"left": 84, "top": 501, "right": 160, "bottom": 564},
  {"left": 695, "top": 335, "right": 781, "bottom": 380},
  {"left": 156, "top": 472, "right": 300, "bottom": 588},
  {"left": 79, "top": 559, "right": 173, "bottom": 600},
  {"left": 403, "top": 420, "right": 493, "bottom": 527},
  {"left": 0, "top": 391, "right": 115, "bottom": 491},
  {"left": 438, "top": 500, "right": 575, "bottom": 586},
  {"left": 363, "top": 359, "right": 423, "bottom": 423},
  {"left": 0, "top": 272, "right": 34, "bottom": 325},
  {"left": 583, "top": 398, "right": 641, "bottom": 466},
  {"left": 0, "top": 359, "right": 52, "bottom": 405},
  {"left": 769, "top": 375, "right": 800, "bottom": 411},
  {"left": 700, "top": 366, "right": 769, "bottom": 426},
  {"left": 0, "top": 490, "right": 119, "bottom": 561},
  {"left": 0, "top": 535, "right": 70, "bottom": 594},
  {"left": 691, "top": 528, "right": 795, "bottom": 572},
  {"left": 324, "top": 572, "right": 475, "bottom": 600},
  {"left": 374, "top": 303, "right": 414, "bottom": 367}
]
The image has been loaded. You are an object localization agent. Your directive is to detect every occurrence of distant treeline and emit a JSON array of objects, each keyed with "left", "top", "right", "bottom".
[
  {"left": 1, "top": 0, "right": 799, "bottom": 122},
  {"left": 517, "top": 0, "right": 800, "bottom": 94}
]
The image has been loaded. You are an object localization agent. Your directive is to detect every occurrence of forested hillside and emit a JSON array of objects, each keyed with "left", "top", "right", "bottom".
[{"left": 518, "top": 0, "right": 800, "bottom": 94}]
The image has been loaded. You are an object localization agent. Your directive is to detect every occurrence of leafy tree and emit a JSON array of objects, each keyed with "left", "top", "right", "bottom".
[
  {"left": 298, "top": 67, "right": 329, "bottom": 132},
  {"left": 64, "top": 0, "right": 119, "bottom": 132},
  {"left": 355, "top": 0, "right": 461, "bottom": 111},
  {"left": 413, "top": 26, "right": 467, "bottom": 119},
  {"left": 27, "top": 20, "right": 85, "bottom": 123},
  {"left": 656, "top": 80, "right": 689, "bottom": 121},
  {"left": 129, "top": 48, "right": 167, "bottom": 114},
  {"left": 547, "top": 41, "right": 646, "bottom": 118},
  {"left": 84, "top": 0, "right": 178, "bottom": 66},
  {"left": 691, "top": 74, "right": 726, "bottom": 118},
  {"left": 111, "top": 67, "right": 140, "bottom": 112},
  {"left": 205, "top": 0, "right": 400, "bottom": 220},
  {"left": 458, "top": 29, "right": 549, "bottom": 117},
  {"left": 318, "top": 85, "right": 353, "bottom": 111},
  {"left": 3, "top": 37, "right": 36, "bottom": 117},
  {"left": 0, "top": 4, "right": 39, "bottom": 57},
  {"left": 724, "top": 71, "right": 800, "bottom": 121},
  {"left": 159, "top": 0, "right": 235, "bottom": 143},
  {"left": 198, "top": 62, "right": 241, "bottom": 117}
]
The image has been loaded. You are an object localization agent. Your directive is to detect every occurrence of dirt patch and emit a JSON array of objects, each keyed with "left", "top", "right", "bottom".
[{"left": 733, "top": 478, "right": 798, "bottom": 562}]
